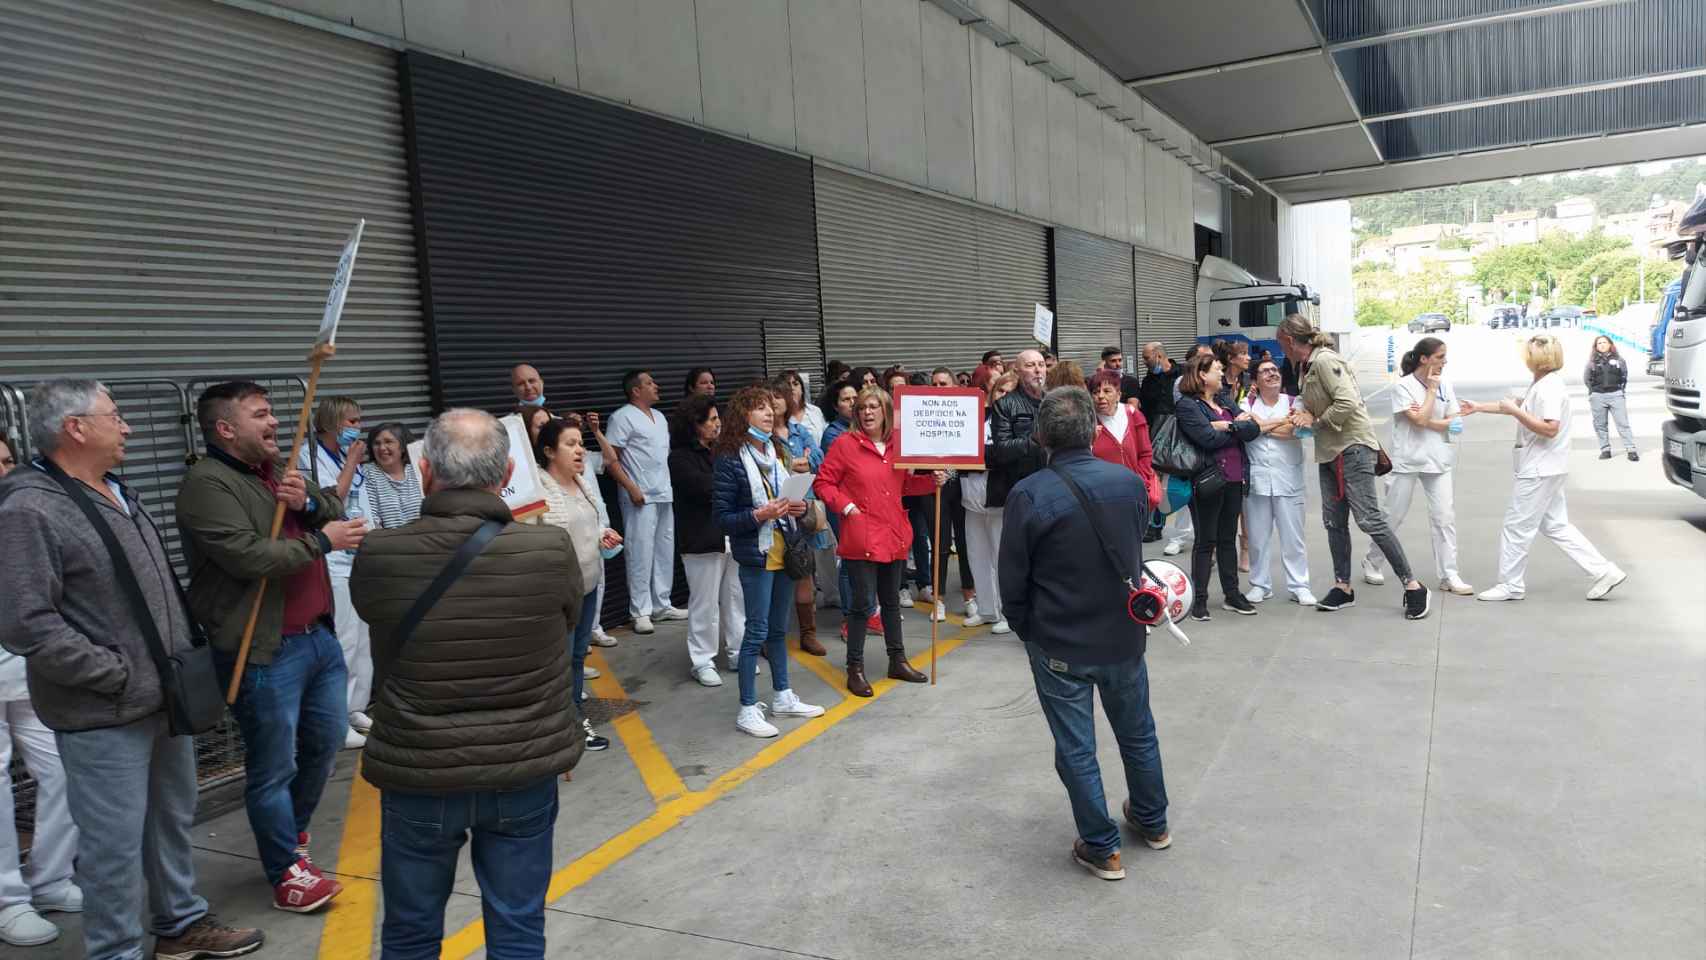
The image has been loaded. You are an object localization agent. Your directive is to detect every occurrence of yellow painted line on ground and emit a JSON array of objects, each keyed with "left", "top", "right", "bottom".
[
  {"left": 436, "top": 624, "right": 982, "bottom": 960},
  {"left": 584, "top": 648, "right": 688, "bottom": 804},
  {"left": 316, "top": 758, "right": 382, "bottom": 960}
]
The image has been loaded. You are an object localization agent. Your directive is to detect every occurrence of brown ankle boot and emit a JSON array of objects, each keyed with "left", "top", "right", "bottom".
[
  {"left": 796, "top": 602, "right": 826, "bottom": 656},
  {"left": 846, "top": 663, "right": 873, "bottom": 698},
  {"left": 887, "top": 653, "right": 927, "bottom": 683}
]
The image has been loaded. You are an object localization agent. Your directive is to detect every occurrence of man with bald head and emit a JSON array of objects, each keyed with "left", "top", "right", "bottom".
[
  {"left": 511, "top": 364, "right": 545, "bottom": 408},
  {"left": 988, "top": 348, "right": 1048, "bottom": 512}
]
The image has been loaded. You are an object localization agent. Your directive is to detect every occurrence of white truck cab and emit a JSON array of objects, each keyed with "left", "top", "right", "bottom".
[
  {"left": 1196, "top": 255, "right": 1321, "bottom": 358},
  {"left": 1659, "top": 194, "right": 1706, "bottom": 499}
]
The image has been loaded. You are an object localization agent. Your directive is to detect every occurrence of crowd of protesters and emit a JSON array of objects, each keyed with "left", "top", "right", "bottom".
[{"left": 0, "top": 319, "right": 1636, "bottom": 953}]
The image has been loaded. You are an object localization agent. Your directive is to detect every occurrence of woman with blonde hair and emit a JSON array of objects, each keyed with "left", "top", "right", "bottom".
[
  {"left": 959, "top": 372, "right": 1018, "bottom": 634},
  {"left": 1044, "top": 360, "right": 1086, "bottom": 391},
  {"left": 298, "top": 395, "right": 373, "bottom": 748},
  {"left": 1467, "top": 334, "right": 1627, "bottom": 602}
]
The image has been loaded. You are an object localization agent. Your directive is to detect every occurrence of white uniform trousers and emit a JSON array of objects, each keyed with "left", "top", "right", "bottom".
[
  {"left": 1365, "top": 471, "right": 1461, "bottom": 583},
  {"left": 330, "top": 573, "right": 372, "bottom": 715},
  {"left": 0, "top": 700, "right": 77, "bottom": 907},
  {"left": 1245, "top": 492, "right": 1311, "bottom": 596},
  {"left": 618, "top": 499, "right": 677, "bottom": 618},
  {"left": 681, "top": 550, "right": 745, "bottom": 670},
  {"left": 962, "top": 510, "right": 1004, "bottom": 621},
  {"left": 1497, "top": 474, "right": 1612, "bottom": 594}
]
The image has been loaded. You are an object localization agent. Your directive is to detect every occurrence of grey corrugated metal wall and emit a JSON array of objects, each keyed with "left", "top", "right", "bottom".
[
  {"left": 1132, "top": 248, "right": 1198, "bottom": 363},
  {"left": 814, "top": 167, "right": 1050, "bottom": 373},
  {"left": 1053, "top": 229, "right": 1135, "bottom": 371},
  {"left": 399, "top": 51, "right": 822, "bottom": 625},
  {"left": 1226, "top": 171, "right": 1280, "bottom": 282}
]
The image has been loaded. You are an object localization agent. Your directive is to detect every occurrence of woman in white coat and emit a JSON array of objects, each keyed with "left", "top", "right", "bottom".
[
  {"left": 1362, "top": 337, "right": 1476, "bottom": 596},
  {"left": 959, "top": 372, "right": 1016, "bottom": 634},
  {"left": 1469, "top": 334, "right": 1627, "bottom": 602},
  {"left": 1241, "top": 358, "right": 1315, "bottom": 607}
]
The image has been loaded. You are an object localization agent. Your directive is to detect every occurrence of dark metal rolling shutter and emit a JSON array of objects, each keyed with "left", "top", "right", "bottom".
[
  {"left": 1053, "top": 229, "right": 1136, "bottom": 371},
  {"left": 0, "top": 0, "right": 428, "bottom": 557},
  {"left": 814, "top": 167, "right": 1049, "bottom": 373},
  {"left": 1133, "top": 247, "right": 1199, "bottom": 363},
  {"left": 399, "top": 52, "right": 822, "bottom": 624}
]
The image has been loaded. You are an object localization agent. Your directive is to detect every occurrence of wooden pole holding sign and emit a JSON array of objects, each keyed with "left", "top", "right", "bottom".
[
  {"left": 225, "top": 220, "right": 364, "bottom": 703},
  {"left": 890, "top": 385, "right": 989, "bottom": 687}
]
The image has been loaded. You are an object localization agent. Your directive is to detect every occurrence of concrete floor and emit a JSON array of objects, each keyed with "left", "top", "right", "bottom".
[{"left": 29, "top": 328, "right": 1706, "bottom": 960}]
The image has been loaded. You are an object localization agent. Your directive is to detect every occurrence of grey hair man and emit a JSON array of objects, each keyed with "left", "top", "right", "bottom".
[
  {"left": 0, "top": 379, "right": 263, "bottom": 959},
  {"left": 988, "top": 348, "right": 1049, "bottom": 511},
  {"left": 349, "top": 408, "right": 584, "bottom": 959},
  {"left": 998, "top": 386, "right": 1169, "bottom": 882}
]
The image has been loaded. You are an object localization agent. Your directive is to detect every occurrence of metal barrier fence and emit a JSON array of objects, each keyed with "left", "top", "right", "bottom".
[{"left": 3, "top": 375, "right": 309, "bottom": 846}]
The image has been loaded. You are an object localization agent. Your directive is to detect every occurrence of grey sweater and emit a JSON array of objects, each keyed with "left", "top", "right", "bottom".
[{"left": 0, "top": 467, "right": 192, "bottom": 732}]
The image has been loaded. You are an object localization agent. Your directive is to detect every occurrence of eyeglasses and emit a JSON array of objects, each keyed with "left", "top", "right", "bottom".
[{"left": 72, "top": 411, "right": 128, "bottom": 424}]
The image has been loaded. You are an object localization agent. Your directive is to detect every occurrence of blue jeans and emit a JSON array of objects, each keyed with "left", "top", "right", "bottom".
[
  {"left": 735, "top": 564, "right": 794, "bottom": 706},
  {"left": 905, "top": 497, "right": 932, "bottom": 589},
  {"left": 379, "top": 777, "right": 558, "bottom": 960},
  {"left": 1025, "top": 645, "right": 1168, "bottom": 858},
  {"left": 216, "top": 623, "right": 348, "bottom": 884},
  {"left": 569, "top": 587, "right": 599, "bottom": 704},
  {"left": 56, "top": 714, "right": 207, "bottom": 960},
  {"left": 827, "top": 512, "right": 854, "bottom": 617}
]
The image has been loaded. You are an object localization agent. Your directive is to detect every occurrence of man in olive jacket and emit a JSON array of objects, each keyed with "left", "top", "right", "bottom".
[
  {"left": 176, "top": 381, "right": 367, "bottom": 914},
  {"left": 350, "top": 408, "right": 584, "bottom": 960}
]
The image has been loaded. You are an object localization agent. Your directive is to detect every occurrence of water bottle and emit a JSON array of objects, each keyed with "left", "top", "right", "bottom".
[
  {"left": 1447, "top": 417, "right": 1464, "bottom": 442},
  {"left": 1295, "top": 425, "right": 1314, "bottom": 440}
]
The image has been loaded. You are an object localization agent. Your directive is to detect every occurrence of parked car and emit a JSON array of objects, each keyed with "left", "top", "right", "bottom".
[
  {"left": 1408, "top": 312, "right": 1451, "bottom": 333},
  {"left": 1551, "top": 304, "right": 1586, "bottom": 328},
  {"left": 1489, "top": 305, "right": 1520, "bottom": 328}
]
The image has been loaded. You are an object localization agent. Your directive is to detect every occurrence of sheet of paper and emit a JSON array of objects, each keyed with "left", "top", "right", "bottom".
[{"left": 780, "top": 471, "right": 815, "bottom": 502}]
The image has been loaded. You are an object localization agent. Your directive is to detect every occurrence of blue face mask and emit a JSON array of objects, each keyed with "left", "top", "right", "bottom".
[
  {"left": 337, "top": 427, "right": 361, "bottom": 449},
  {"left": 600, "top": 542, "right": 625, "bottom": 561},
  {"left": 522, "top": 395, "right": 545, "bottom": 407},
  {"left": 747, "top": 425, "right": 773, "bottom": 443},
  {"left": 1151, "top": 363, "right": 1166, "bottom": 375}
]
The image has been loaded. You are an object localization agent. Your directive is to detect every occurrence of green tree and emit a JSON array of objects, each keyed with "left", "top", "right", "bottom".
[{"left": 1356, "top": 299, "right": 1398, "bottom": 327}]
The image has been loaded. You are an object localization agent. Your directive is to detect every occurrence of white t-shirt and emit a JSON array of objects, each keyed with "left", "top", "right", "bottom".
[
  {"left": 1515, "top": 372, "right": 1572, "bottom": 478},
  {"left": 1244, "top": 393, "right": 1305, "bottom": 497},
  {"left": 607, "top": 404, "right": 673, "bottom": 502},
  {"left": 298, "top": 440, "right": 365, "bottom": 577},
  {"left": 1390, "top": 374, "right": 1458, "bottom": 474}
]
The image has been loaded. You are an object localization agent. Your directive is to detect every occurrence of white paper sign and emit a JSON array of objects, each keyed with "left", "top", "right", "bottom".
[
  {"left": 1033, "top": 302, "right": 1054, "bottom": 346},
  {"left": 316, "top": 219, "right": 365, "bottom": 347},
  {"left": 780, "top": 471, "right": 815, "bottom": 502},
  {"left": 407, "top": 415, "right": 547, "bottom": 519},
  {"left": 894, "top": 390, "right": 984, "bottom": 464}
]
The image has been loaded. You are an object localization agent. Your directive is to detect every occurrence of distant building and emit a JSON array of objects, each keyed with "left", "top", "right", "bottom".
[
  {"left": 1646, "top": 199, "right": 1690, "bottom": 248},
  {"left": 1494, "top": 209, "right": 1539, "bottom": 246},
  {"left": 1423, "top": 247, "right": 1475, "bottom": 278},
  {"left": 1552, "top": 196, "right": 1598, "bottom": 237},
  {"left": 1355, "top": 237, "right": 1393, "bottom": 268},
  {"left": 1602, "top": 210, "right": 1648, "bottom": 251},
  {"left": 1390, "top": 223, "right": 1451, "bottom": 275},
  {"left": 1464, "top": 221, "right": 1500, "bottom": 253}
]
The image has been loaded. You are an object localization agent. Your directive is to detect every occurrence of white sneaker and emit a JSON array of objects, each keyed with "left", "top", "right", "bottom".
[
  {"left": 1587, "top": 566, "right": 1627, "bottom": 601},
  {"left": 692, "top": 665, "right": 722, "bottom": 687},
  {"left": 736, "top": 704, "right": 779, "bottom": 738},
  {"left": 655, "top": 606, "right": 689, "bottom": 622},
  {"left": 32, "top": 884, "right": 81, "bottom": 915},
  {"left": 349, "top": 711, "right": 373, "bottom": 734},
  {"left": 919, "top": 586, "right": 936, "bottom": 604},
  {"left": 1291, "top": 588, "right": 1318, "bottom": 606},
  {"left": 897, "top": 587, "right": 914, "bottom": 607},
  {"left": 1361, "top": 560, "right": 1387, "bottom": 586},
  {"left": 343, "top": 728, "right": 366, "bottom": 750},
  {"left": 1245, "top": 587, "right": 1272, "bottom": 603},
  {"left": 962, "top": 599, "right": 983, "bottom": 625},
  {"left": 1162, "top": 538, "right": 1185, "bottom": 557},
  {"left": 1441, "top": 576, "right": 1475, "bottom": 596},
  {"left": 590, "top": 628, "right": 618, "bottom": 648},
  {"left": 930, "top": 601, "right": 947, "bottom": 622},
  {"left": 0, "top": 904, "right": 59, "bottom": 947},
  {"left": 633, "top": 616, "right": 655, "bottom": 635},
  {"left": 580, "top": 690, "right": 588, "bottom": 702},
  {"left": 772, "top": 688, "right": 825, "bottom": 718},
  {"left": 1477, "top": 584, "right": 1524, "bottom": 602},
  {"left": 724, "top": 651, "right": 761, "bottom": 674},
  {"left": 582, "top": 664, "right": 600, "bottom": 680},
  {"left": 990, "top": 619, "right": 1011, "bottom": 635}
]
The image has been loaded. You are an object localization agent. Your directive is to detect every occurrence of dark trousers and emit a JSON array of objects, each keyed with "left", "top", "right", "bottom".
[
  {"left": 1187, "top": 480, "right": 1246, "bottom": 604},
  {"left": 933, "top": 481, "right": 974, "bottom": 594},
  {"left": 904, "top": 496, "right": 932, "bottom": 589},
  {"left": 379, "top": 777, "right": 557, "bottom": 960},
  {"left": 845, "top": 559, "right": 907, "bottom": 666}
]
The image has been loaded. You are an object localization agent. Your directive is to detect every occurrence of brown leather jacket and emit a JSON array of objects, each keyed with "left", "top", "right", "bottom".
[{"left": 350, "top": 487, "right": 585, "bottom": 792}]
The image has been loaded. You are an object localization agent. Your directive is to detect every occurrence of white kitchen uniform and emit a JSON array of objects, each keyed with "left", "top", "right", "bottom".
[
  {"left": 608, "top": 404, "right": 676, "bottom": 618},
  {"left": 959, "top": 420, "right": 1002, "bottom": 622},
  {"left": 299, "top": 441, "right": 372, "bottom": 715},
  {"left": 0, "top": 653, "right": 78, "bottom": 910},
  {"left": 1366, "top": 375, "right": 1463, "bottom": 582},
  {"left": 1495, "top": 372, "right": 1613, "bottom": 593},
  {"left": 1243, "top": 393, "right": 1310, "bottom": 597},
  {"left": 681, "top": 546, "right": 746, "bottom": 671}
]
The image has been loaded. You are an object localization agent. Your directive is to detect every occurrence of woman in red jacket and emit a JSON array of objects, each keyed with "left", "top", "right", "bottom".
[
  {"left": 814, "top": 386, "right": 943, "bottom": 697},
  {"left": 1088, "top": 371, "right": 1163, "bottom": 513}
]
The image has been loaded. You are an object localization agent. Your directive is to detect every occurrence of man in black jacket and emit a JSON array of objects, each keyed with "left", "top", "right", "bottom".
[
  {"left": 998, "top": 386, "right": 1170, "bottom": 883},
  {"left": 1137, "top": 341, "right": 1181, "bottom": 427},
  {"left": 987, "top": 348, "right": 1048, "bottom": 509}
]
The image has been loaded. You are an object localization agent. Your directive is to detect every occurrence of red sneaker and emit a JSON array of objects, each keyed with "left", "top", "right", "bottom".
[
  {"left": 273, "top": 860, "right": 341, "bottom": 914},
  {"left": 839, "top": 622, "right": 848, "bottom": 640},
  {"left": 294, "top": 833, "right": 322, "bottom": 877},
  {"left": 866, "top": 613, "right": 883, "bottom": 635}
]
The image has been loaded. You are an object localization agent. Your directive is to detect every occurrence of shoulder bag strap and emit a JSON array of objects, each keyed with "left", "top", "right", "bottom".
[
  {"left": 393, "top": 519, "right": 505, "bottom": 648},
  {"left": 1048, "top": 464, "right": 1135, "bottom": 591},
  {"left": 35, "top": 461, "right": 179, "bottom": 674}
]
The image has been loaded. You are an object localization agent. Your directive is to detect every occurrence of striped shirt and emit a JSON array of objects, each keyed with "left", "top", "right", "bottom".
[{"left": 362, "top": 462, "right": 423, "bottom": 529}]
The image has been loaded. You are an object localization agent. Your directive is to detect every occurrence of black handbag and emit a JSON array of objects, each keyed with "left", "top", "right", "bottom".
[
  {"left": 1191, "top": 459, "right": 1227, "bottom": 500},
  {"left": 38, "top": 461, "right": 226, "bottom": 736},
  {"left": 1149, "top": 415, "right": 1209, "bottom": 477},
  {"left": 780, "top": 522, "right": 816, "bottom": 580}
]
